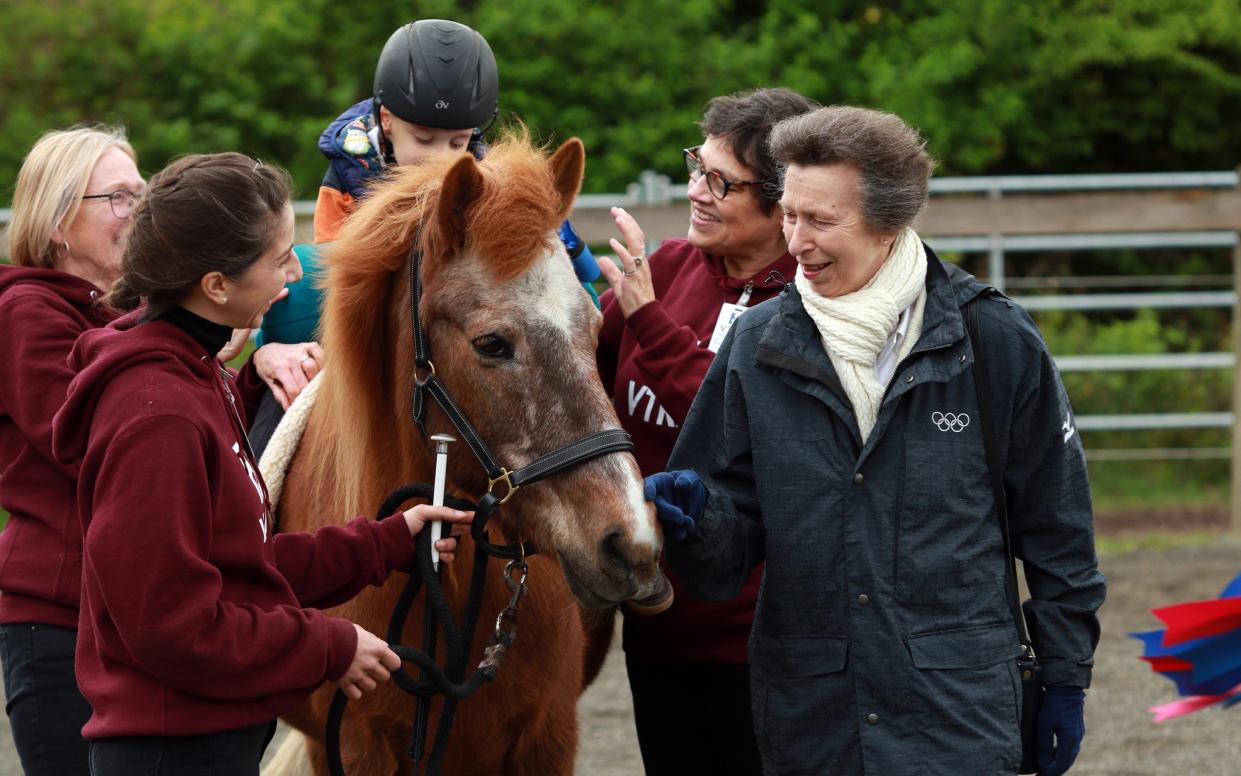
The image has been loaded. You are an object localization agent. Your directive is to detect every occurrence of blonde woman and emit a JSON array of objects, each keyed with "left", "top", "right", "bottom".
[{"left": 0, "top": 125, "right": 144, "bottom": 775}]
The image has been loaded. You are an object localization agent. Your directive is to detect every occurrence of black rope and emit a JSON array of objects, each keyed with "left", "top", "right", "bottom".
[{"left": 326, "top": 487, "right": 501, "bottom": 776}]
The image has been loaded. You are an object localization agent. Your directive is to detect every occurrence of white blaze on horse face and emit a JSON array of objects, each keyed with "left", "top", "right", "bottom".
[
  {"left": 517, "top": 242, "right": 659, "bottom": 551},
  {"left": 521, "top": 240, "right": 593, "bottom": 340},
  {"left": 625, "top": 466, "right": 659, "bottom": 551}
]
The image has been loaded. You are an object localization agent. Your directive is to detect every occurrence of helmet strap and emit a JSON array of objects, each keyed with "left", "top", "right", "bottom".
[{"left": 372, "top": 98, "right": 397, "bottom": 166}]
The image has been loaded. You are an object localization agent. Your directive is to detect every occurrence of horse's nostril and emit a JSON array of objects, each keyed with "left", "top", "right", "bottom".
[{"left": 600, "top": 530, "right": 633, "bottom": 580}]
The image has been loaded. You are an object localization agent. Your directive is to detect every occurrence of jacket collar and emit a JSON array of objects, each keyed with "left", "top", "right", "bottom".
[
  {"left": 753, "top": 244, "right": 993, "bottom": 457},
  {"left": 757, "top": 244, "right": 971, "bottom": 370}
]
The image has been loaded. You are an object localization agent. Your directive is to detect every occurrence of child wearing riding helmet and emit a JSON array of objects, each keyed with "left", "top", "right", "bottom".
[
  {"left": 311, "top": 19, "right": 489, "bottom": 243},
  {"left": 249, "top": 19, "right": 598, "bottom": 456},
  {"left": 51, "top": 153, "right": 474, "bottom": 775},
  {"left": 311, "top": 17, "right": 596, "bottom": 293}
]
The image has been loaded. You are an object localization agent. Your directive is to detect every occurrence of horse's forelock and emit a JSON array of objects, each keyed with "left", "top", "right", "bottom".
[{"left": 450, "top": 139, "right": 564, "bottom": 284}]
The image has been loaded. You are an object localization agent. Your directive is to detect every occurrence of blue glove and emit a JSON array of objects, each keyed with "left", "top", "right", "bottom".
[
  {"left": 1036, "top": 686, "right": 1085, "bottom": 776},
  {"left": 643, "top": 470, "right": 705, "bottom": 542}
]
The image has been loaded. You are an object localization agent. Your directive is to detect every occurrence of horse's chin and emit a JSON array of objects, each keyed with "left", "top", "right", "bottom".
[{"left": 556, "top": 552, "right": 634, "bottom": 609}]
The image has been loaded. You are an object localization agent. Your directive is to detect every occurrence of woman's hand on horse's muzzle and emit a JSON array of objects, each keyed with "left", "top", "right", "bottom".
[
  {"left": 644, "top": 470, "right": 706, "bottom": 542},
  {"left": 401, "top": 505, "right": 475, "bottom": 565}
]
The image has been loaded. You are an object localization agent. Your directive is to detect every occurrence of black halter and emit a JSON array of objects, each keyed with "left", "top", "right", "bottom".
[
  {"left": 407, "top": 238, "right": 633, "bottom": 557},
  {"left": 326, "top": 239, "right": 634, "bottom": 775}
]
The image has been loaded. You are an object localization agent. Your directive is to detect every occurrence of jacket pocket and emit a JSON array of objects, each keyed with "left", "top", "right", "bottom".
[
  {"left": 906, "top": 622, "right": 1025, "bottom": 669},
  {"left": 751, "top": 634, "right": 852, "bottom": 774},
  {"left": 904, "top": 623, "right": 1024, "bottom": 767},
  {"left": 752, "top": 632, "right": 848, "bottom": 678}
]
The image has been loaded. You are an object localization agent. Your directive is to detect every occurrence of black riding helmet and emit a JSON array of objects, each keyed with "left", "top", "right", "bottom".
[{"left": 373, "top": 19, "right": 499, "bottom": 132}]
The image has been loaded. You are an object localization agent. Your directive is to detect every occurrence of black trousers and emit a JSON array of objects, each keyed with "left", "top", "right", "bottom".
[
  {"left": 88, "top": 721, "right": 276, "bottom": 776},
  {"left": 1, "top": 623, "right": 92, "bottom": 776},
  {"left": 625, "top": 655, "right": 763, "bottom": 776},
  {"left": 247, "top": 390, "right": 285, "bottom": 460}
]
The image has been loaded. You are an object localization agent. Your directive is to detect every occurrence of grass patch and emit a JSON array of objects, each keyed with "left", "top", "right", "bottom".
[
  {"left": 1087, "top": 458, "right": 1228, "bottom": 513},
  {"left": 1095, "top": 530, "right": 1228, "bottom": 557}
]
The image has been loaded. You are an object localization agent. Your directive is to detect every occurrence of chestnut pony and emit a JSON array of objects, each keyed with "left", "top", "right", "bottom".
[{"left": 266, "top": 135, "right": 661, "bottom": 775}]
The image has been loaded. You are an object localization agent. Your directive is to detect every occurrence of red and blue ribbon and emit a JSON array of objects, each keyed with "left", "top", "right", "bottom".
[{"left": 1133, "top": 571, "right": 1241, "bottom": 721}]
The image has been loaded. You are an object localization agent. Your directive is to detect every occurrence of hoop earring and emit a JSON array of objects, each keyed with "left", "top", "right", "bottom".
[{"left": 54, "top": 240, "right": 71, "bottom": 262}]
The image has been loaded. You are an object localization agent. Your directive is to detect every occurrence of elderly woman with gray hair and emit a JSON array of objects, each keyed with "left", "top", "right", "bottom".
[{"left": 644, "top": 106, "right": 1106, "bottom": 776}]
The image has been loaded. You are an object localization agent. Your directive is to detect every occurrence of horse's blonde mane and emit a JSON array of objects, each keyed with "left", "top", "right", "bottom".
[{"left": 305, "top": 131, "right": 568, "bottom": 513}]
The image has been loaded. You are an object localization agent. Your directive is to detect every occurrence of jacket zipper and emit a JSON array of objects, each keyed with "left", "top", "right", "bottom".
[
  {"left": 207, "top": 357, "right": 275, "bottom": 531},
  {"left": 880, "top": 341, "right": 954, "bottom": 403}
]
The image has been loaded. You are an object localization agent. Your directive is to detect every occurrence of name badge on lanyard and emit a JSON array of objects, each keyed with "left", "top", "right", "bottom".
[{"left": 707, "top": 283, "right": 753, "bottom": 353}]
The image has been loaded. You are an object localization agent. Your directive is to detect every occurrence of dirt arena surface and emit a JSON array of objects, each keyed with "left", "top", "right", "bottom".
[{"left": 2, "top": 540, "right": 1238, "bottom": 775}]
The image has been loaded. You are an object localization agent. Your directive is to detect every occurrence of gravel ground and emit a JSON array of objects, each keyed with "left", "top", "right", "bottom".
[{"left": 2, "top": 542, "right": 1238, "bottom": 775}]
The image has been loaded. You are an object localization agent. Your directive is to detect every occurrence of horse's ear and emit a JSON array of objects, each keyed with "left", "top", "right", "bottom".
[
  {"left": 430, "top": 154, "right": 485, "bottom": 257},
  {"left": 547, "top": 138, "right": 585, "bottom": 222}
]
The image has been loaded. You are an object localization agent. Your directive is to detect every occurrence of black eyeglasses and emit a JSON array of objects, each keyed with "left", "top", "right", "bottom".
[
  {"left": 683, "top": 146, "right": 765, "bottom": 200},
  {"left": 81, "top": 189, "right": 139, "bottom": 218}
]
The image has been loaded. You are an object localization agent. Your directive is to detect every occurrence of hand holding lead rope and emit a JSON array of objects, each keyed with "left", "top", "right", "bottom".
[{"left": 429, "top": 434, "right": 456, "bottom": 571}]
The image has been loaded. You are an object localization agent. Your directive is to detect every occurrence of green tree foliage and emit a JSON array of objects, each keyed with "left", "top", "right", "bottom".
[
  {"left": 2, "top": 0, "right": 1239, "bottom": 196},
  {"left": 2, "top": 0, "right": 1236, "bottom": 510}
]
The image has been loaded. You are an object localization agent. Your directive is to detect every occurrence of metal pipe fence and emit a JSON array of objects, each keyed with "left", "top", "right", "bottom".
[
  {"left": 5, "top": 169, "right": 1241, "bottom": 529},
  {"left": 562, "top": 169, "right": 1241, "bottom": 530}
]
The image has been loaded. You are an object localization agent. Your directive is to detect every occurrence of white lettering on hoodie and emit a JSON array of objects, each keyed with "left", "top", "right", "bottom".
[
  {"left": 232, "top": 441, "right": 268, "bottom": 541},
  {"left": 626, "top": 380, "right": 678, "bottom": 429}
]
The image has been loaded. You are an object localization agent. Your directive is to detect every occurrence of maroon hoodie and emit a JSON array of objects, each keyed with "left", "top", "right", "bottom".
[
  {"left": 0, "top": 264, "right": 116, "bottom": 628},
  {"left": 52, "top": 311, "right": 416, "bottom": 738},
  {"left": 598, "top": 238, "right": 794, "bottom": 664}
]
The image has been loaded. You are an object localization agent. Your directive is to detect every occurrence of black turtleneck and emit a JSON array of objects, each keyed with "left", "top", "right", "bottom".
[{"left": 151, "top": 306, "right": 232, "bottom": 357}]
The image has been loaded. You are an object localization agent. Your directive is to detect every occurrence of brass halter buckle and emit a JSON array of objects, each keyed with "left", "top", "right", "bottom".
[{"left": 487, "top": 468, "right": 519, "bottom": 504}]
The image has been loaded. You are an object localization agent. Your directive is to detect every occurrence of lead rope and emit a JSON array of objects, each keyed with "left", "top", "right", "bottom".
[{"left": 325, "top": 486, "right": 527, "bottom": 776}]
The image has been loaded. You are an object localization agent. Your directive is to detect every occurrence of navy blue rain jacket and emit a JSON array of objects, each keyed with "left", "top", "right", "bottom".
[{"left": 666, "top": 252, "right": 1105, "bottom": 775}]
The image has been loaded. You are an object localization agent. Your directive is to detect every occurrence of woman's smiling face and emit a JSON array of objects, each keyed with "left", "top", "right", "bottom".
[
  {"left": 779, "top": 162, "right": 894, "bottom": 298},
  {"left": 685, "top": 136, "right": 783, "bottom": 262}
]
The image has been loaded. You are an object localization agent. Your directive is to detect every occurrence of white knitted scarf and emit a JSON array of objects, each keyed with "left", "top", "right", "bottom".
[{"left": 795, "top": 227, "right": 927, "bottom": 442}]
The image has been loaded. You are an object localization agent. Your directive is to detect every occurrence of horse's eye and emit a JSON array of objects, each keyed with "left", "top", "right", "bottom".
[{"left": 472, "top": 333, "right": 513, "bottom": 359}]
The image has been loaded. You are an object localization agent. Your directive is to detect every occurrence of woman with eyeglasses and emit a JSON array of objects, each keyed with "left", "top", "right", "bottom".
[
  {"left": 595, "top": 87, "right": 819, "bottom": 776},
  {"left": 0, "top": 125, "right": 146, "bottom": 775},
  {"left": 0, "top": 129, "right": 329, "bottom": 776}
]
